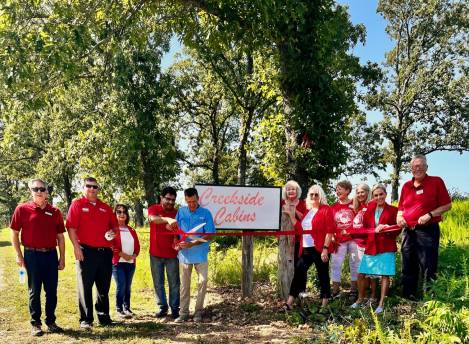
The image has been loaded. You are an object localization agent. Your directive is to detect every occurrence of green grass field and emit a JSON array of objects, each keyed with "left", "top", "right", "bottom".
[{"left": 0, "top": 200, "right": 467, "bottom": 343}]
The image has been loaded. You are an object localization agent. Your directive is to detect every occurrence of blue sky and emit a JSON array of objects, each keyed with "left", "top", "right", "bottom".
[
  {"left": 339, "top": 0, "right": 468, "bottom": 195},
  {"left": 163, "top": 1, "right": 468, "bottom": 195}
]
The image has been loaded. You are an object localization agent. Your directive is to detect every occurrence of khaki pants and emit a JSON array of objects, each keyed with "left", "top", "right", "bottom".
[{"left": 179, "top": 262, "right": 208, "bottom": 316}]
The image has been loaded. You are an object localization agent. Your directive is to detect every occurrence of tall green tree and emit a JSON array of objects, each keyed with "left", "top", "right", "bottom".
[
  {"left": 170, "top": 54, "right": 239, "bottom": 185},
  {"left": 364, "top": 0, "right": 469, "bottom": 200}
]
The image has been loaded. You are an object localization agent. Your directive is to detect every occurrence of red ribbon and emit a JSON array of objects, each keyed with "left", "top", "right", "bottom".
[{"left": 152, "top": 229, "right": 313, "bottom": 237}]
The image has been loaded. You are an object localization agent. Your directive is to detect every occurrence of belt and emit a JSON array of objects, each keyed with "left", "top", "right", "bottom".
[
  {"left": 80, "top": 244, "right": 112, "bottom": 251},
  {"left": 24, "top": 246, "right": 55, "bottom": 252}
]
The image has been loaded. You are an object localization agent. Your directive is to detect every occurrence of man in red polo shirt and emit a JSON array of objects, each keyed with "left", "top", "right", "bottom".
[
  {"left": 66, "top": 177, "right": 118, "bottom": 329},
  {"left": 10, "top": 179, "right": 65, "bottom": 336},
  {"left": 397, "top": 154, "right": 452, "bottom": 299},
  {"left": 148, "top": 186, "right": 180, "bottom": 320}
]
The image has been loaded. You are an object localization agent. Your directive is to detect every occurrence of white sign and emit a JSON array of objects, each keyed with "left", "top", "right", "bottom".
[{"left": 195, "top": 184, "right": 281, "bottom": 230}]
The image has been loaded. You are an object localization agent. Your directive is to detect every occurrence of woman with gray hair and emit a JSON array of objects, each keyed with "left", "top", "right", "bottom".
[
  {"left": 281, "top": 180, "right": 306, "bottom": 261},
  {"left": 283, "top": 185, "right": 335, "bottom": 311}
]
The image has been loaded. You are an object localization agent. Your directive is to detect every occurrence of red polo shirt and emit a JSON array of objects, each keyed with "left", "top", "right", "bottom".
[
  {"left": 10, "top": 201, "right": 65, "bottom": 248},
  {"left": 148, "top": 204, "right": 178, "bottom": 258},
  {"left": 398, "top": 175, "right": 451, "bottom": 225},
  {"left": 331, "top": 201, "right": 355, "bottom": 243},
  {"left": 66, "top": 196, "right": 117, "bottom": 248}
]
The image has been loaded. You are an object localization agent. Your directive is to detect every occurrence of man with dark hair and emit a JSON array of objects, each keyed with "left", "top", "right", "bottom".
[
  {"left": 66, "top": 177, "right": 118, "bottom": 329},
  {"left": 397, "top": 155, "right": 452, "bottom": 299},
  {"left": 173, "top": 187, "right": 215, "bottom": 323},
  {"left": 10, "top": 179, "right": 66, "bottom": 336},
  {"left": 147, "top": 186, "right": 180, "bottom": 320}
]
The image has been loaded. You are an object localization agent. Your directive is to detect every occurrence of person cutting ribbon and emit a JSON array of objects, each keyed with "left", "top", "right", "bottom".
[{"left": 169, "top": 187, "right": 216, "bottom": 323}]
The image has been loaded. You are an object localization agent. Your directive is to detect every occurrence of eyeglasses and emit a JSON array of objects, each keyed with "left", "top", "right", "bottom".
[
  {"left": 31, "top": 187, "right": 47, "bottom": 192},
  {"left": 310, "top": 193, "right": 319, "bottom": 197},
  {"left": 163, "top": 197, "right": 176, "bottom": 203},
  {"left": 116, "top": 210, "right": 126, "bottom": 215},
  {"left": 85, "top": 184, "right": 99, "bottom": 189}
]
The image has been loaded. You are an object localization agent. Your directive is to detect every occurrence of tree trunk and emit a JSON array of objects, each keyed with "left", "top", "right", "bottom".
[
  {"left": 140, "top": 149, "right": 157, "bottom": 205},
  {"left": 240, "top": 53, "right": 255, "bottom": 298},
  {"left": 134, "top": 200, "right": 144, "bottom": 227},
  {"left": 63, "top": 172, "right": 73, "bottom": 210},
  {"left": 391, "top": 160, "right": 402, "bottom": 202},
  {"left": 391, "top": 139, "right": 403, "bottom": 202},
  {"left": 277, "top": 212, "right": 295, "bottom": 299}
]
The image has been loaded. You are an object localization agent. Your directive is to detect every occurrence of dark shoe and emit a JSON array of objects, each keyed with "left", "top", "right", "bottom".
[
  {"left": 31, "top": 324, "right": 43, "bottom": 337},
  {"left": 193, "top": 312, "right": 203, "bottom": 323},
  {"left": 280, "top": 303, "right": 292, "bottom": 313},
  {"left": 171, "top": 312, "right": 180, "bottom": 320},
  {"left": 80, "top": 321, "right": 92, "bottom": 330},
  {"left": 99, "top": 317, "right": 115, "bottom": 326},
  {"left": 47, "top": 323, "right": 64, "bottom": 333},
  {"left": 155, "top": 309, "right": 168, "bottom": 318}
]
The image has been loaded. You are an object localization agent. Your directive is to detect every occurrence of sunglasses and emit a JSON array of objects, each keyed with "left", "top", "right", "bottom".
[
  {"left": 85, "top": 184, "right": 99, "bottom": 189},
  {"left": 31, "top": 187, "right": 47, "bottom": 192},
  {"left": 310, "top": 193, "right": 320, "bottom": 197},
  {"left": 116, "top": 210, "right": 126, "bottom": 215}
]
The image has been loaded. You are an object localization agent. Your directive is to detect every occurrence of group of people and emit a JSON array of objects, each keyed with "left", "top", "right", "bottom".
[
  {"left": 9, "top": 154, "right": 452, "bottom": 336},
  {"left": 282, "top": 154, "right": 452, "bottom": 314},
  {"left": 11, "top": 178, "right": 215, "bottom": 336}
]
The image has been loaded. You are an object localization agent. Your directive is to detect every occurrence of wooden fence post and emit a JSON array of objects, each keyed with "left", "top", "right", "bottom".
[{"left": 277, "top": 212, "right": 295, "bottom": 299}]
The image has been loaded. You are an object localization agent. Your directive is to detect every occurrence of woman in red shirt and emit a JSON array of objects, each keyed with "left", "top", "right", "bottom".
[
  {"left": 283, "top": 185, "right": 335, "bottom": 311},
  {"left": 112, "top": 204, "right": 140, "bottom": 318},
  {"left": 351, "top": 184, "right": 400, "bottom": 314}
]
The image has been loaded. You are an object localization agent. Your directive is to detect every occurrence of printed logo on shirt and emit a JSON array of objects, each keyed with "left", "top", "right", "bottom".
[
  {"left": 199, "top": 217, "right": 205, "bottom": 221},
  {"left": 82, "top": 208, "right": 89, "bottom": 212},
  {"left": 45, "top": 211, "right": 53, "bottom": 216},
  {"left": 416, "top": 189, "right": 424, "bottom": 195},
  {"left": 99, "top": 208, "right": 107, "bottom": 213},
  {"left": 335, "top": 209, "right": 354, "bottom": 230}
]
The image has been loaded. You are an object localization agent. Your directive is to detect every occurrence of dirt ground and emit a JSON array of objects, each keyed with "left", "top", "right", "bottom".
[{"left": 130, "top": 283, "right": 311, "bottom": 344}]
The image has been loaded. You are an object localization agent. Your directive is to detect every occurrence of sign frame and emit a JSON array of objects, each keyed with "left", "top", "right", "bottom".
[{"left": 194, "top": 183, "right": 282, "bottom": 230}]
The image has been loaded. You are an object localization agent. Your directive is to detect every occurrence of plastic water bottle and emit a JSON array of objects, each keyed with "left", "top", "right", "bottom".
[{"left": 19, "top": 267, "right": 26, "bottom": 284}]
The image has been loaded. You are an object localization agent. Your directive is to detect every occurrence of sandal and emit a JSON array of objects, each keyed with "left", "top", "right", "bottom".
[{"left": 281, "top": 303, "right": 292, "bottom": 312}]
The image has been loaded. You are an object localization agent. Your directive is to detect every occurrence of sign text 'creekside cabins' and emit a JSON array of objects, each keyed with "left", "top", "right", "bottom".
[{"left": 195, "top": 184, "right": 282, "bottom": 230}]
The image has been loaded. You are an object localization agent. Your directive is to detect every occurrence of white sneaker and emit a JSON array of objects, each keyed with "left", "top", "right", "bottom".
[
  {"left": 375, "top": 306, "right": 384, "bottom": 314},
  {"left": 350, "top": 302, "right": 364, "bottom": 309}
]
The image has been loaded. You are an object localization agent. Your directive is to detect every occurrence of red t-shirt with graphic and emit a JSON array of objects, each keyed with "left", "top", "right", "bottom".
[{"left": 331, "top": 201, "right": 355, "bottom": 243}]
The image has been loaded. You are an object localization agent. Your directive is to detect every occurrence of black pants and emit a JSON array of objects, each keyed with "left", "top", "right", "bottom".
[
  {"left": 24, "top": 249, "right": 59, "bottom": 326},
  {"left": 289, "top": 247, "right": 331, "bottom": 299},
  {"left": 76, "top": 245, "right": 113, "bottom": 324},
  {"left": 401, "top": 223, "right": 440, "bottom": 298}
]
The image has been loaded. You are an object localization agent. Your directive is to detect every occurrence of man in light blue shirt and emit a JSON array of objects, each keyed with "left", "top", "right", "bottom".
[{"left": 173, "top": 187, "right": 215, "bottom": 323}]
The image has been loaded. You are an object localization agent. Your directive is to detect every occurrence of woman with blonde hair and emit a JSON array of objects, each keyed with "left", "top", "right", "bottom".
[
  {"left": 351, "top": 183, "right": 377, "bottom": 303},
  {"left": 351, "top": 184, "right": 400, "bottom": 314},
  {"left": 283, "top": 185, "right": 335, "bottom": 311}
]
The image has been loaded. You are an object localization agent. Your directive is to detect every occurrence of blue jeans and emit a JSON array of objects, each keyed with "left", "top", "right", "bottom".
[
  {"left": 112, "top": 262, "right": 136, "bottom": 311},
  {"left": 24, "top": 249, "right": 58, "bottom": 326},
  {"left": 150, "top": 256, "right": 180, "bottom": 314}
]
